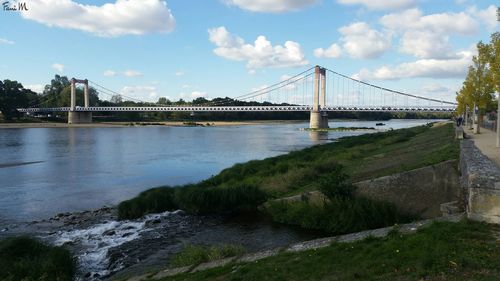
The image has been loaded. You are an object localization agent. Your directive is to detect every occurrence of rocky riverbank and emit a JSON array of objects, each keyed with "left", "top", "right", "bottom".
[{"left": 2, "top": 206, "right": 320, "bottom": 281}]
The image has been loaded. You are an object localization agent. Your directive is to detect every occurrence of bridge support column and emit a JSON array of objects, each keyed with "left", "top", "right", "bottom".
[
  {"left": 68, "top": 78, "right": 92, "bottom": 124},
  {"left": 70, "top": 79, "right": 76, "bottom": 111},
  {"left": 310, "top": 66, "right": 328, "bottom": 129},
  {"left": 84, "top": 79, "right": 89, "bottom": 108},
  {"left": 68, "top": 111, "right": 92, "bottom": 124}
]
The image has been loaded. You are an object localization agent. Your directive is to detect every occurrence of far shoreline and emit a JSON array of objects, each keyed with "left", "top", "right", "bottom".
[{"left": 0, "top": 120, "right": 306, "bottom": 129}]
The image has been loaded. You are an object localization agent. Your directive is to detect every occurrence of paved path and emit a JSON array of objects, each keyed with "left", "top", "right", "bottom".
[{"left": 465, "top": 126, "right": 500, "bottom": 168}]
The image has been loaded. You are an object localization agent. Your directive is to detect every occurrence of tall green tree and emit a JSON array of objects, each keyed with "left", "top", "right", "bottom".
[
  {"left": 0, "top": 80, "right": 38, "bottom": 120},
  {"left": 456, "top": 33, "right": 497, "bottom": 125}
]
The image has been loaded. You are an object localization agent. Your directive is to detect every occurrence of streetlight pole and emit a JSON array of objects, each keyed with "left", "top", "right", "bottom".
[{"left": 496, "top": 92, "right": 500, "bottom": 147}]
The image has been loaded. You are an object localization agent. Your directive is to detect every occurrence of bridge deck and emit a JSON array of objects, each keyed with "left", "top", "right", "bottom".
[{"left": 18, "top": 106, "right": 456, "bottom": 113}]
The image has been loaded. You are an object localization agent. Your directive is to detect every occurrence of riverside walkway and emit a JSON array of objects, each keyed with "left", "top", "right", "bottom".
[{"left": 466, "top": 127, "right": 500, "bottom": 168}]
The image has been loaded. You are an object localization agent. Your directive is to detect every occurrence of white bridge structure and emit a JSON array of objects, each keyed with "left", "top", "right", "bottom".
[{"left": 18, "top": 65, "right": 457, "bottom": 128}]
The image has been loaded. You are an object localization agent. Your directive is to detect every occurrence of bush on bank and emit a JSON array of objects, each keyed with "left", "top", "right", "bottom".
[
  {"left": 266, "top": 197, "right": 409, "bottom": 235},
  {"left": 0, "top": 236, "right": 75, "bottom": 281},
  {"left": 118, "top": 183, "right": 267, "bottom": 219}
]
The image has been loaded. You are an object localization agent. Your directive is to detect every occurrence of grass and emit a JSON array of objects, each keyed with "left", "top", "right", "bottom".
[
  {"left": 118, "top": 123, "right": 459, "bottom": 221},
  {"left": 171, "top": 244, "right": 245, "bottom": 268},
  {"left": 0, "top": 236, "right": 76, "bottom": 281},
  {"left": 118, "top": 183, "right": 267, "bottom": 219},
  {"left": 266, "top": 197, "right": 411, "bottom": 235},
  {"left": 155, "top": 220, "right": 500, "bottom": 281}
]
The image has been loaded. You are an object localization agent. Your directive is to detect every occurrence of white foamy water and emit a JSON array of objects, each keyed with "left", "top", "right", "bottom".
[{"left": 49, "top": 211, "right": 180, "bottom": 279}]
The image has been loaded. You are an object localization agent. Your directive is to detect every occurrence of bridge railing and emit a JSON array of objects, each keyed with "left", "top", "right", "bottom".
[{"left": 18, "top": 105, "right": 456, "bottom": 113}]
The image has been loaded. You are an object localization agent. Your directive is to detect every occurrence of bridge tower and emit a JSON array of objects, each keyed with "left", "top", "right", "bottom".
[
  {"left": 68, "top": 78, "right": 92, "bottom": 124},
  {"left": 309, "top": 66, "right": 329, "bottom": 129}
]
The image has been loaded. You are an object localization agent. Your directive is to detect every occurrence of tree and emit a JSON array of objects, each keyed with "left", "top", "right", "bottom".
[
  {"left": 157, "top": 97, "right": 172, "bottom": 105},
  {"left": 0, "top": 80, "right": 38, "bottom": 120},
  {"left": 192, "top": 97, "right": 209, "bottom": 105},
  {"left": 456, "top": 35, "right": 497, "bottom": 132},
  {"left": 110, "top": 94, "right": 123, "bottom": 105}
]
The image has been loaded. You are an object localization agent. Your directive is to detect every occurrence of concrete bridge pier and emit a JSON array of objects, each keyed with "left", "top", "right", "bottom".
[
  {"left": 310, "top": 66, "right": 329, "bottom": 129},
  {"left": 68, "top": 111, "right": 92, "bottom": 124},
  {"left": 68, "top": 78, "right": 92, "bottom": 124}
]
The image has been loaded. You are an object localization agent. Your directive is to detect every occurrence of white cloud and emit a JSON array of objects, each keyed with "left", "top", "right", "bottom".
[
  {"left": 353, "top": 50, "right": 473, "bottom": 80},
  {"left": 20, "top": 0, "right": 175, "bottom": 37},
  {"left": 180, "top": 91, "right": 208, "bottom": 100},
  {"left": 103, "top": 70, "right": 116, "bottom": 77},
  {"left": 380, "top": 8, "right": 479, "bottom": 59},
  {"left": 314, "top": 43, "right": 342, "bottom": 58},
  {"left": 182, "top": 84, "right": 191, "bottom": 89},
  {"left": 25, "top": 84, "right": 44, "bottom": 93},
  {"left": 338, "top": 22, "right": 391, "bottom": 59},
  {"left": 121, "top": 85, "right": 157, "bottom": 101},
  {"left": 0, "top": 38, "right": 14, "bottom": 45},
  {"left": 280, "top": 75, "right": 298, "bottom": 90},
  {"left": 224, "top": 0, "right": 318, "bottom": 13},
  {"left": 175, "top": 71, "right": 185, "bottom": 76},
  {"left": 419, "top": 83, "right": 458, "bottom": 102},
  {"left": 208, "top": 26, "right": 308, "bottom": 71},
  {"left": 421, "top": 83, "right": 452, "bottom": 93},
  {"left": 251, "top": 84, "right": 269, "bottom": 92},
  {"left": 399, "top": 30, "right": 456, "bottom": 59},
  {"left": 337, "top": 0, "right": 416, "bottom": 10},
  {"left": 467, "top": 5, "right": 498, "bottom": 30},
  {"left": 123, "top": 70, "right": 143, "bottom": 77},
  {"left": 52, "top": 63, "right": 64, "bottom": 72},
  {"left": 380, "top": 8, "right": 478, "bottom": 35}
]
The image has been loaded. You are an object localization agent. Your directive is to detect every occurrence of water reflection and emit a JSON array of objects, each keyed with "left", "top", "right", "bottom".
[{"left": 308, "top": 131, "right": 329, "bottom": 142}]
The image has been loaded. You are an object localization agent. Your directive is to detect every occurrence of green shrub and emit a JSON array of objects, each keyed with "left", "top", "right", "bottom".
[
  {"left": 172, "top": 244, "right": 245, "bottom": 267},
  {"left": 318, "top": 165, "right": 354, "bottom": 200},
  {"left": 266, "top": 196, "right": 411, "bottom": 235},
  {"left": 118, "top": 187, "right": 178, "bottom": 220},
  {"left": 118, "top": 183, "right": 267, "bottom": 219},
  {"left": 0, "top": 236, "right": 75, "bottom": 281},
  {"left": 176, "top": 183, "right": 267, "bottom": 214}
]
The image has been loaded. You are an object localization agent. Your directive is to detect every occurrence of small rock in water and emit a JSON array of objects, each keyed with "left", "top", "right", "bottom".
[
  {"left": 103, "top": 229, "right": 116, "bottom": 236},
  {"left": 122, "top": 232, "right": 133, "bottom": 238},
  {"left": 63, "top": 241, "right": 76, "bottom": 246},
  {"left": 84, "top": 272, "right": 91, "bottom": 278},
  {"left": 146, "top": 219, "right": 161, "bottom": 226}
]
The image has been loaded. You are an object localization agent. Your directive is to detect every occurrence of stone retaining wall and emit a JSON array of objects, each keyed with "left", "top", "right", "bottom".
[
  {"left": 355, "top": 160, "right": 461, "bottom": 218},
  {"left": 460, "top": 139, "right": 500, "bottom": 224}
]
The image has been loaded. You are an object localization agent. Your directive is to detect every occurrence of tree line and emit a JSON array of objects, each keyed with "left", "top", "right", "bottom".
[{"left": 456, "top": 32, "right": 499, "bottom": 126}]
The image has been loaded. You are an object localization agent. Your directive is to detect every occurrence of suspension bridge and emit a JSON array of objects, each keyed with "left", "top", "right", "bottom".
[{"left": 17, "top": 65, "right": 457, "bottom": 128}]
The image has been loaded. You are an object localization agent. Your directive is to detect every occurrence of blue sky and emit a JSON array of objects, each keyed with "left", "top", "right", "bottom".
[{"left": 0, "top": 0, "right": 498, "bottom": 103}]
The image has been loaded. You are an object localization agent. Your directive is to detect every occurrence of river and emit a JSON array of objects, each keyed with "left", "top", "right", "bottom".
[{"left": 0, "top": 119, "right": 440, "bottom": 279}]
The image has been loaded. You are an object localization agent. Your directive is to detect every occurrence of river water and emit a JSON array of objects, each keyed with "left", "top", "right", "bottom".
[
  {"left": 0, "top": 119, "right": 440, "bottom": 279},
  {"left": 0, "top": 119, "right": 437, "bottom": 225}
]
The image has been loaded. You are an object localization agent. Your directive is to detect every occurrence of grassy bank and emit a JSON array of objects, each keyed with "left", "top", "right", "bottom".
[
  {"left": 155, "top": 220, "right": 500, "bottom": 281},
  {"left": 171, "top": 244, "right": 245, "bottom": 268},
  {"left": 0, "top": 236, "right": 75, "bottom": 281},
  {"left": 118, "top": 123, "right": 458, "bottom": 232}
]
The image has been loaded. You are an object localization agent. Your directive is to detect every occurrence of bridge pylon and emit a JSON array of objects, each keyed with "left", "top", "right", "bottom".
[
  {"left": 68, "top": 78, "right": 92, "bottom": 124},
  {"left": 310, "top": 66, "right": 329, "bottom": 129}
]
